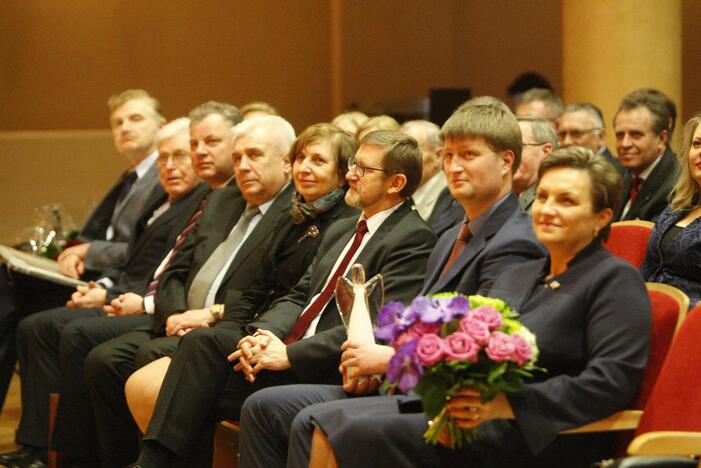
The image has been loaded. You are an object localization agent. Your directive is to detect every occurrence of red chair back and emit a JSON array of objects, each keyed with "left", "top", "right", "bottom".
[
  {"left": 635, "top": 304, "right": 701, "bottom": 436},
  {"left": 603, "top": 221, "right": 654, "bottom": 269},
  {"left": 631, "top": 284, "right": 688, "bottom": 410}
]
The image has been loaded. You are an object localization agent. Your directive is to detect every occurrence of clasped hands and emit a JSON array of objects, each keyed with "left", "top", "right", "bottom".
[
  {"left": 66, "top": 281, "right": 107, "bottom": 308},
  {"left": 227, "top": 330, "right": 290, "bottom": 383},
  {"left": 165, "top": 308, "right": 217, "bottom": 336}
]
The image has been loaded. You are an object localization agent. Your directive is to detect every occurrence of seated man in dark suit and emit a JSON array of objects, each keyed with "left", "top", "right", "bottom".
[
  {"left": 82, "top": 115, "right": 298, "bottom": 468},
  {"left": 236, "top": 103, "right": 547, "bottom": 468},
  {"left": 127, "top": 130, "right": 436, "bottom": 467},
  {"left": 514, "top": 116, "right": 557, "bottom": 212},
  {"left": 0, "top": 116, "right": 212, "bottom": 467},
  {"left": 614, "top": 89, "right": 679, "bottom": 221},
  {"left": 0, "top": 89, "right": 165, "bottom": 413}
]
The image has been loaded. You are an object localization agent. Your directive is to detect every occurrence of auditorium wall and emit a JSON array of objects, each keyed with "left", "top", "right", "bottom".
[{"left": 0, "top": 0, "right": 698, "bottom": 244}]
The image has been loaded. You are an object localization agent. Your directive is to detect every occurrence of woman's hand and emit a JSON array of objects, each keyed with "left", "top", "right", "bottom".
[{"left": 445, "top": 388, "right": 514, "bottom": 429}]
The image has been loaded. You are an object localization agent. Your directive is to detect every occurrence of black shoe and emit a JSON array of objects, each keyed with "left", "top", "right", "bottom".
[
  {"left": 25, "top": 456, "right": 48, "bottom": 468},
  {"left": 0, "top": 446, "right": 38, "bottom": 465}
]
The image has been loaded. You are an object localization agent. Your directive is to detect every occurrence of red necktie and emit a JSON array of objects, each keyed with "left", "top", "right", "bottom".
[
  {"left": 283, "top": 220, "right": 369, "bottom": 344},
  {"left": 440, "top": 222, "right": 472, "bottom": 278},
  {"left": 629, "top": 175, "right": 642, "bottom": 204},
  {"left": 145, "top": 189, "right": 212, "bottom": 297}
]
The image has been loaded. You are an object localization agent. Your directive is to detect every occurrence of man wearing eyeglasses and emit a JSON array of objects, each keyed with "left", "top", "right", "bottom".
[
  {"left": 127, "top": 130, "right": 436, "bottom": 468},
  {"left": 558, "top": 103, "right": 623, "bottom": 174},
  {"left": 514, "top": 116, "right": 557, "bottom": 212}
]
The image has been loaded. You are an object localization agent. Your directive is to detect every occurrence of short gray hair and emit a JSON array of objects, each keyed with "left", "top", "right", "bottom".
[
  {"left": 155, "top": 117, "right": 191, "bottom": 146},
  {"left": 519, "top": 88, "right": 564, "bottom": 120},
  {"left": 563, "top": 102, "right": 605, "bottom": 129},
  {"left": 517, "top": 116, "right": 558, "bottom": 148},
  {"left": 188, "top": 101, "right": 243, "bottom": 129},
  {"left": 232, "top": 115, "right": 296, "bottom": 156},
  {"left": 400, "top": 120, "right": 441, "bottom": 150}
]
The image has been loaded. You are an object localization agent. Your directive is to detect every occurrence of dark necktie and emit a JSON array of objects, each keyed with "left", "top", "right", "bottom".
[
  {"left": 145, "top": 190, "right": 212, "bottom": 298},
  {"left": 629, "top": 175, "right": 642, "bottom": 204},
  {"left": 117, "top": 170, "right": 138, "bottom": 205},
  {"left": 283, "top": 220, "right": 369, "bottom": 344},
  {"left": 440, "top": 222, "right": 472, "bottom": 278}
]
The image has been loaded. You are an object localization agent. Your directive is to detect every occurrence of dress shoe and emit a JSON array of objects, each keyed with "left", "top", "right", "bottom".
[
  {"left": 0, "top": 446, "right": 38, "bottom": 465},
  {"left": 25, "top": 456, "right": 48, "bottom": 468}
]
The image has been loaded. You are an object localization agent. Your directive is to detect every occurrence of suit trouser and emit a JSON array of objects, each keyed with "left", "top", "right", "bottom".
[
  {"left": 141, "top": 327, "right": 297, "bottom": 466},
  {"left": 0, "top": 266, "right": 73, "bottom": 414},
  {"left": 85, "top": 329, "right": 180, "bottom": 468},
  {"left": 51, "top": 314, "right": 151, "bottom": 459},
  {"left": 15, "top": 306, "right": 103, "bottom": 449},
  {"left": 238, "top": 384, "right": 348, "bottom": 468}
]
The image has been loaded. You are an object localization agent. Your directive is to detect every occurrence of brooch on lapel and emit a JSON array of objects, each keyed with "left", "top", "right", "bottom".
[
  {"left": 545, "top": 280, "right": 561, "bottom": 290},
  {"left": 298, "top": 225, "right": 319, "bottom": 243}
]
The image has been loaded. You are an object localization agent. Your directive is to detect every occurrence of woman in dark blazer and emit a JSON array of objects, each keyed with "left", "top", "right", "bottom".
[
  {"left": 249, "top": 147, "right": 651, "bottom": 468},
  {"left": 641, "top": 114, "right": 701, "bottom": 306},
  {"left": 124, "top": 123, "right": 359, "bottom": 431}
]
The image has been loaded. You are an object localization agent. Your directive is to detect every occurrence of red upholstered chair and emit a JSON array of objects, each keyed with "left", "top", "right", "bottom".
[
  {"left": 562, "top": 282, "right": 688, "bottom": 435},
  {"left": 603, "top": 220, "right": 655, "bottom": 269},
  {"left": 623, "top": 304, "right": 701, "bottom": 457}
]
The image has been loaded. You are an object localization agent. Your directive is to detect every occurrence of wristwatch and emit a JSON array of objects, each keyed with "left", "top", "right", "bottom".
[{"left": 209, "top": 303, "right": 225, "bottom": 321}]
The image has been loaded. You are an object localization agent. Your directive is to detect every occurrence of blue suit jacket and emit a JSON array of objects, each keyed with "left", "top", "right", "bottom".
[{"left": 422, "top": 193, "right": 546, "bottom": 296}]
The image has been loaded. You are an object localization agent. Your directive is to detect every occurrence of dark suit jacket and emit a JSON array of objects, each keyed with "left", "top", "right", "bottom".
[
  {"left": 247, "top": 201, "right": 436, "bottom": 384},
  {"left": 426, "top": 187, "right": 465, "bottom": 238},
  {"left": 600, "top": 146, "right": 624, "bottom": 175},
  {"left": 518, "top": 184, "right": 536, "bottom": 213},
  {"left": 101, "top": 183, "right": 211, "bottom": 301},
  {"left": 641, "top": 204, "right": 701, "bottom": 306},
  {"left": 217, "top": 198, "right": 358, "bottom": 330},
  {"left": 81, "top": 162, "right": 165, "bottom": 273},
  {"left": 153, "top": 183, "right": 294, "bottom": 332},
  {"left": 487, "top": 242, "right": 650, "bottom": 458},
  {"left": 617, "top": 147, "right": 679, "bottom": 221},
  {"left": 422, "top": 193, "right": 546, "bottom": 296}
]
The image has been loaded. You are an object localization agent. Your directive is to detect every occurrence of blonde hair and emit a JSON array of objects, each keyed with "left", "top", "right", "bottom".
[
  {"left": 107, "top": 89, "right": 165, "bottom": 123},
  {"left": 670, "top": 115, "right": 701, "bottom": 211}
]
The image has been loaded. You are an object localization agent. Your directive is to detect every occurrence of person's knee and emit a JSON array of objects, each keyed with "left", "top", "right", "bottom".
[
  {"left": 84, "top": 342, "right": 119, "bottom": 386},
  {"left": 133, "top": 337, "right": 178, "bottom": 369}
]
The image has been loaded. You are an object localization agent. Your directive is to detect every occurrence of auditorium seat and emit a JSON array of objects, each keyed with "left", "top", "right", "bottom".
[{"left": 603, "top": 220, "right": 654, "bottom": 269}]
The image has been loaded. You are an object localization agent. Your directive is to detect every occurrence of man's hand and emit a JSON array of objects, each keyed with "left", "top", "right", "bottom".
[
  {"left": 228, "top": 330, "right": 288, "bottom": 382},
  {"left": 58, "top": 243, "right": 90, "bottom": 279},
  {"left": 103, "top": 292, "right": 145, "bottom": 316},
  {"left": 165, "top": 308, "right": 215, "bottom": 336},
  {"left": 66, "top": 281, "right": 106, "bottom": 308}
]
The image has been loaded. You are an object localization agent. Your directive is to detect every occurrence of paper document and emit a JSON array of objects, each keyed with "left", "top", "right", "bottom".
[{"left": 0, "top": 244, "right": 86, "bottom": 288}]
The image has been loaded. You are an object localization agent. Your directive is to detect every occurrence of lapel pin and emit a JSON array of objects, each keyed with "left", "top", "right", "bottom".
[{"left": 298, "top": 225, "right": 319, "bottom": 243}]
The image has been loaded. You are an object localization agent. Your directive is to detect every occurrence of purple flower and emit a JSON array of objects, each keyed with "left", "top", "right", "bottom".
[
  {"left": 486, "top": 332, "right": 517, "bottom": 362},
  {"left": 459, "top": 316, "right": 491, "bottom": 345},
  {"left": 416, "top": 334, "right": 445, "bottom": 366},
  {"left": 444, "top": 332, "right": 480, "bottom": 362},
  {"left": 386, "top": 340, "right": 424, "bottom": 393},
  {"left": 407, "top": 296, "right": 443, "bottom": 323},
  {"left": 374, "top": 301, "right": 408, "bottom": 342},
  {"left": 470, "top": 305, "right": 503, "bottom": 331},
  {"left": 434, "top": 295, "right": 471, "bottom": 322}
]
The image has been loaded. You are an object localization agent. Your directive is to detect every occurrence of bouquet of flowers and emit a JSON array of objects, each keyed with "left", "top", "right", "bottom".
[{"left": 374, "top": 293, "right": 542, "bottom": 448}]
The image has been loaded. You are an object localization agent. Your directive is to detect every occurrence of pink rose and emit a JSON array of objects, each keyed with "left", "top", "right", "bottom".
[
  {"left": 470, "top": 306, "right": 503, "bottom": 331},
  {"left": 459, "top": 317, "right": 491, "bottom": 345},
  {"left": 511, "top": 333, "right": 533, "bottom": 365},
  {"left": 444, "top": 332, "right": 480, "bottom": 362},
  {"left": 394, "top": 322, "right": 441, "bottom": 346},
  {"left": 416, "top": 333, "right": 445, "bottom": 366},
  {"left": 486, "top": 332, "right": 516, "bottom": 362}
]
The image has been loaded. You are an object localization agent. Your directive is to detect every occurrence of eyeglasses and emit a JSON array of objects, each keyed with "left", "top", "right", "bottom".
[
  {"left": 522, "top": 142, "right": 548, "bottom": 147},
  {"left": 347, "top": 157, "right": 388, "bottom": 176},
  {"left": 157, "top": 152, "right": 192, "bottom": 167},
  {"left": 557, "top": 128, "right": 601, "bottom": 140}
]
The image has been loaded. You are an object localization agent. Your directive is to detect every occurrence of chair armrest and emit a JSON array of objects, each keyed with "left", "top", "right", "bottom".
[
  {"left": 560, "top": 410, "right": 643, "bottom": 434},
  {"left": 628, "top": 431, "right": 701, "bottom": 456}
]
